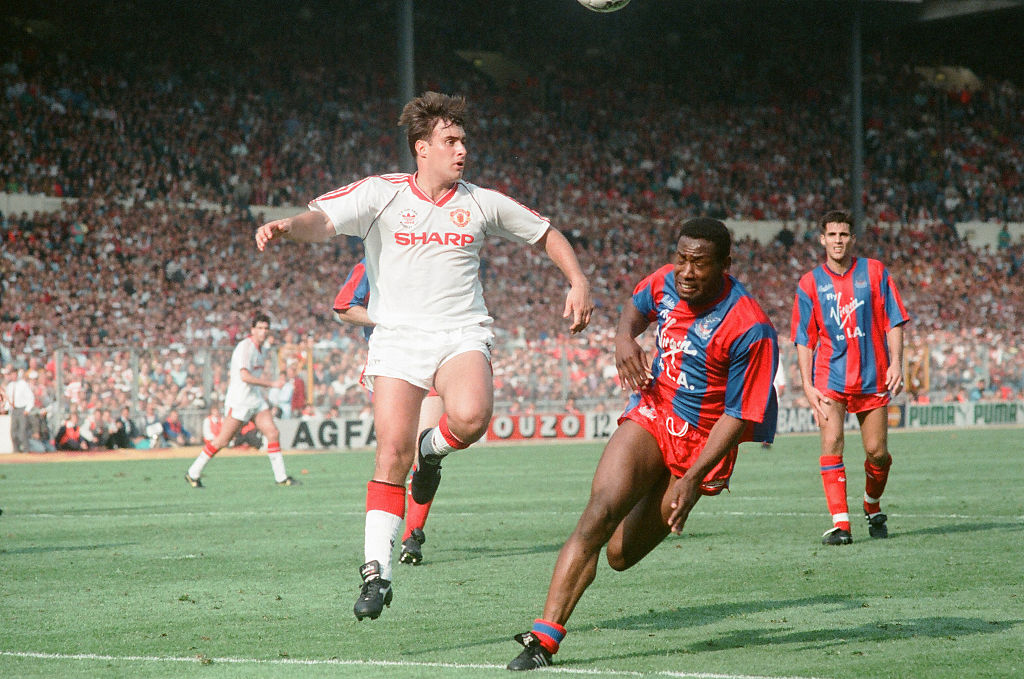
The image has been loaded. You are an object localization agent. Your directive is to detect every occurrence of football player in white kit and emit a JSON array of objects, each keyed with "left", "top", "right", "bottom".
[
  {"left": 255, "top": 92, "right": 593, "bottom": 620},
  {"left": 184, "top": 312, "right": 299, "bottom": 488}
]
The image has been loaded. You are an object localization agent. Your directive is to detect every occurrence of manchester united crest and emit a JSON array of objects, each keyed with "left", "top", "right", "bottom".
[{"left": 449, "top": 208, "right": 471, "bottom": 227}]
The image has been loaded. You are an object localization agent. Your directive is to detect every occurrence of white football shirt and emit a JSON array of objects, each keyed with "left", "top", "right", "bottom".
[
  {"left": 224, "top": 336, "right": 270, "bottom": 410},
  {"left": 309, "top": 174, "right": 549, "bottom": 331}
]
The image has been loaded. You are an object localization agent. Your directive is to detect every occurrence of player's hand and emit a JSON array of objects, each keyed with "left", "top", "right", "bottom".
[
  {"left": 886, "top": 364, "right": 904, "bottom": 396},
  {"left": 563, "top": 281, "right": 594, "bottom": 334},
  {"left": 667, "top": 474, "right": 701, "bottom": 534},
  {"left": 614, "top": 337, "right": 652, "bottom": 392},
  {"left": 255, "top": 218, "right": 292, "bottom": 251},
  {"left": 803, "top": 384, "right": 831, "bottom": 426},
  {"left": 272, "top": 376, "right": 286, "bottom": 389}
]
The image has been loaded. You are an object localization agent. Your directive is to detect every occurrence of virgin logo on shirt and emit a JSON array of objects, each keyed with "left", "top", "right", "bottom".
[
  {"left": 829, "top": 292, "right": 865, "bottom": 341},
  {"left": 449, "top": 208, "right": 471, "bottom": 227},
  {"left": 658, "top": 317, "right": 698, "bottom": 391}
]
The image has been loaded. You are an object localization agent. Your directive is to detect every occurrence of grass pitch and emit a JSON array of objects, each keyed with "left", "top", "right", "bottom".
[{"left": 1, "top": 428, "right": 1022, "bottom": 678}]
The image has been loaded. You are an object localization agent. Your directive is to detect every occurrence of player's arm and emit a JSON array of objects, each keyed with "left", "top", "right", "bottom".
[
  {"left": 667, "top": 414, "right": 748, "bottom": 533},
  {"left": 536, "top": 228, "right": 593, "bottom": 334},
  {"left": 335, "top": 305, "right": 374, "bottom": 327},
  {"left": 796, "top": 343, "right": 831, "bottom": 423},
  {"left": 240, "top": 368, "right": 286, "bottom": 389},
  {"left": 614, "top": 302, "right": 653, "bottom": 392},
  {"left": 255, "top": 210, "right": 335, "bottom": 251},
  {"left": 885, "top": 324, "right": 905, "bottom": 395}
]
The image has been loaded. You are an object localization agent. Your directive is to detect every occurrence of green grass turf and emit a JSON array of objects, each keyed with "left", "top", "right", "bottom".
[{"left": 1, "top": 428, "right": 1022, "bottom": 678}]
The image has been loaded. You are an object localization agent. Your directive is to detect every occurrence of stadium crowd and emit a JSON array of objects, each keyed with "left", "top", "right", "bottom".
[{"left": 2, "top": 3, "right": 1023, "bottom": 450}]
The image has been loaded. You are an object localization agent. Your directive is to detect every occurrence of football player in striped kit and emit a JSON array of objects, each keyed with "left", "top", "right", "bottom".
[
  {"left": 508, "top": 218, "right": 778, "bottom": 670},
  {"left": 256, "top": 92, "right": 593, "bottom": 621},
  {"left": 791, "top": 210, "right": 909, "bottom": 545}
]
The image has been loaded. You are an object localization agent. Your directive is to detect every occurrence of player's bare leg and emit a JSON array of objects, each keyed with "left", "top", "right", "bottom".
[
  {"left": 605, "top": 468, "right": 675, "bottom": 571},
  {"left": 818, "top": 399, "right": 852, "bottom": 544},
  {"left": 411, "top": 351, "right": 492, "bottom": 503},
  {"left": 185, "top": 415, "right": 244, "bottom": 487},
  {"left": 508, "top": 422, "right": 664, "bottom": 670},
  {"left": 355, "top": 377, "right": 425, "bottom": 620},
  {"left": 857, "top": 405, "right": 892, "bottom": 538}
]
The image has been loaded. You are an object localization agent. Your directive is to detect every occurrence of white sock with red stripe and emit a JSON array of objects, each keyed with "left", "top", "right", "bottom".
[
  {"left": 426, "top": 413, "right": 470, "bottom": 458},
  {"left": 365, "top": 480, "right": 406, "bottom": 581},
  {"left": 188, "top": 442, "right": 218, "bottom": 479},
  {"left": 266, "top": 441, "right": 287, "bottom": 482}
]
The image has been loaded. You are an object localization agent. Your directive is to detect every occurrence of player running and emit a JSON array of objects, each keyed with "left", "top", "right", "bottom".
[
  {"left": 332, "top": 258, "right": 443, "bottom": 566},
  {"left": 507, "top": 218, "right": 778, "bottom": 670},
  {"left": 256, "top": 92, "right": 593, "bottom": 621},
  {"left": 184, "top": 312, "right": 300, "bottom": 488}
]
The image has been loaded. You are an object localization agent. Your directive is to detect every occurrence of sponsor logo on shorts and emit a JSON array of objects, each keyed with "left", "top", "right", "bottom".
[{"left": 637, "top": 405, "right": 656, "bottom": 420}]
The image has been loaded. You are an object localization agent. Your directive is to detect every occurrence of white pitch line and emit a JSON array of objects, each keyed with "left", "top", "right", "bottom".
[
  {"left": 0, "top": 650, "right": 829, "bottom": 679},
  {"left": 9, "top": 509, "right": 1024, "bottom": 522}
]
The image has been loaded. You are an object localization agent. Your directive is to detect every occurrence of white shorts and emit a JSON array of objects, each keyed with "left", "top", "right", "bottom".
[
  {"left": 364, "top": 324, "right": 494, "bottom": 391},
  {"left": 224, "top": 400, "right": 269, "bottom": 424}
]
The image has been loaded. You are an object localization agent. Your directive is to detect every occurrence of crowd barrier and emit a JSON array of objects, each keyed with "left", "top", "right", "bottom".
[{"left": 270, "top": 403, "right": 1024, "bottom": 451}]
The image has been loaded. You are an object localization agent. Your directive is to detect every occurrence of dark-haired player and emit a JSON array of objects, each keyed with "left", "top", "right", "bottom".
[
  {"left": 185, "top": 312, "right": 299, "bottom": 488},
  {"left": 792, "top": 210, "right": 908, "bottom": 545},
  {"left": 256, "top": 92, "right": 593, "bottom": 620},
  {"left": 507, "top": 218, "right": 778, "bottom": 670}
]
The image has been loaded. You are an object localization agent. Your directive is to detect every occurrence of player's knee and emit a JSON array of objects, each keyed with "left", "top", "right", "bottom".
[
  {"left": 445, "top": 407, "right": 491, "bottom": 443},
  {"left": 864, "top": 444, "right": 889, "bottom": 464},
  {"left": 605, "top": 547, "right": 631, "bottom": 572},
  {"left": 820, "top": 431, "right": 844, "bottom": 454}
]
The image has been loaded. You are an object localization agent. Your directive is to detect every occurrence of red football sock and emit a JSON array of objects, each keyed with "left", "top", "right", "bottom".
[
  {"left": 402, "top": 472, "right": 433, "bottom": 541},
  {"left": 202, "top": 441, "right": 218, "bottom": 458},
  {"left": 820, "top": 454, "right": 850, "bottom": 530},
  {"left": 366, "top": 479, "right": 406, "bottom": 516},
  {"left": 531, "top": 618, "right": 566, "bottom": 655},
  {"left": 864, "top": 454, "right": 892, "bottom": 515}
]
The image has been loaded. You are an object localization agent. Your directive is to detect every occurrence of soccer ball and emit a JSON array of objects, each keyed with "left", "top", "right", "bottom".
[{"left": 577, "top": 0, "right": 631, "bottom": 13}]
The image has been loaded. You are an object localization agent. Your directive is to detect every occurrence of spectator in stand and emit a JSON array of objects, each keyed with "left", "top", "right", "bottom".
[
  {"left": 55, "top": 412, "right": 89, "bottom": 451},
  {"left": 162, "top": 408, "right": 193, "bottom": 446},
  {"left": 4, "top": 368, "right": 35, "bottom": 453},
  {"left": 202, "top": 404, "right": 223, "bottom": 446}
]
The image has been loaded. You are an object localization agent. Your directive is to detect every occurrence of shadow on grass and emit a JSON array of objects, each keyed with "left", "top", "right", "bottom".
[
  {"left": 893, "top": 520, "right": 1023, "bottom": 538},
  {"left": 0, "top": 542, "right": 136, "bottom": 555},
  {"left": 426, "top": 541, "right": 565, "bottom": 563},
  {"left": 595, "top": 595, "right": 860, "bottom": 631},
  {"left": 570, "top": 614, "right": 1022, "bottom": 667}
]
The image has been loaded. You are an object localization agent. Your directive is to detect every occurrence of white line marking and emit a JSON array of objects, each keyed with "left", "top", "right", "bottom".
[
  {"left": 10, "top": 509, "right": 1023, "bottom": 521},
  {"left": 0, "top": 650, "right": 829, "bottom": 679}
]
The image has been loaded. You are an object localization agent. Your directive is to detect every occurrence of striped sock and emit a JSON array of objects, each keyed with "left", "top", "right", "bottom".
[
  {"left": 267, "top": 441, "right": 287, "bottom": 482},
  {"left": 531, "top": 618, "right": 566, "bottom": 655},
  {"left": 188, "top": 442, "right": 218, "bottom": 479},
  {"left": 864, "top": 454, "right": 892, "bottom": 516},
  {"left": 426, "top": 413, "right": 470, "bottom": 458},
  {"left": 402, "top": 474, "right": 433, "bottom": 541},
  {"left": 365, "top": 480, "right": 406, "bottom": 581},
  {"left": 820, "top": 454, "right": 850, "bottom": 531}
]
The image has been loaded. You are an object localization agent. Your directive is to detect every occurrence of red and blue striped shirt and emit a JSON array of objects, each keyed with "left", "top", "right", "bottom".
[
  {"left": 628, "top": 266, "right": 779, "bottom": 442},
  {"left": 791, "top": 257, "right": 909, "bottom": 395}
]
